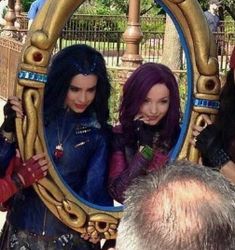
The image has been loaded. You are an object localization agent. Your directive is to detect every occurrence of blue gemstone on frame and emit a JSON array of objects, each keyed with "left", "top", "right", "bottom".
[
  {"left": 193, "top": 98, "right": 220, "bottom": 109},
  {"left": 18, "top": 70, "right": 47, "bottom": 83}
]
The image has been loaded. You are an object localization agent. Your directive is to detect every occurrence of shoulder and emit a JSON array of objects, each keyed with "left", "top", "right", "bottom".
[
  {"left": 89, "top": 123, "right": 112, "bottom": 146},
  {"left": 112, "top": 125, "right": 126, "bottom": 143},
  {"left": 27, "top": 2, "right": 38, "bottom": 18},
  {"left": 112, "top": 125, "right": 123, "bottom": 134},
  {"left": 39, "top": 0, "right": 46, "bottom": 8}
]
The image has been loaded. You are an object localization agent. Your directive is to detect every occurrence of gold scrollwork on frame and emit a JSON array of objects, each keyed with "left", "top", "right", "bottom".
[{"left": 15, "top": 0, "right": 219, "bottom": 240}]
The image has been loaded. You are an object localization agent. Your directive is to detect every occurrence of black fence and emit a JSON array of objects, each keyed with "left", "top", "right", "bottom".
[{"left": 16, "top": 14, "right": 235, "bottom": 70}]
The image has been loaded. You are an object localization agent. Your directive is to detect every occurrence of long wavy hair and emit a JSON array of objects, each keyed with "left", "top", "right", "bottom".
[
  {"left": 119, "top": 62, "right": 181, "bottom": 148},
  {"left": 43, "top": 44, "right": 111, "bottom": 128},
  {"left": 215, "top": 69, "right": 235, "bottom": 151}
]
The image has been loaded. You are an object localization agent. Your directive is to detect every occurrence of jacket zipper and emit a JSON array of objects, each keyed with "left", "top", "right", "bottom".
[{"left": 42, "top": 208, "right": 47, "bottom": 235}]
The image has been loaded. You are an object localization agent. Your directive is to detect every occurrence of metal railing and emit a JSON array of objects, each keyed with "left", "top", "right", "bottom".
[
  {"left": 0, "top": 37, "right": 22, "bottom": 99},
  {"left": 1, "top": 14, "right": 234, "bottom": 99},
  {"left": 15, "top": 14, "right": 235, "bottom": 69}
]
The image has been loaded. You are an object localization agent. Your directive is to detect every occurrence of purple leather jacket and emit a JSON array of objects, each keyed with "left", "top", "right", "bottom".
[{"left": 108, "top": 125, "right": 169, "bottom": 203}]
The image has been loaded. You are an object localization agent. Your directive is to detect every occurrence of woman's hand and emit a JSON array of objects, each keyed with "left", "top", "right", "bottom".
[
  {"left": 81, "top": 232, "right": 100, "bottom": 244},
  {"left": 191, "top": 115, "right": 212, "bottom": 147},
  {"left": 134, "top": 113, "right": 150, "bottom": 125},
  {"left": 133, "top": 118, "right": 155, "bottom": 147},
  {"left": 1, "top": 96, "right": 24, "bottom": 133},
  {"left": 193, "top": 124, "right": 230, "bottom": 169},
  {"left": 14, "top": 152, "right": 48, "bottom": 188}
]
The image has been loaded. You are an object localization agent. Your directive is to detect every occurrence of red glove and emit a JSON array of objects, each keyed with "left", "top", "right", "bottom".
[
  {"left": 13, "top": 153, "right": 48, "bottom": 188},
  {"left": 0, "top": 154, "right": 47, "bottom": 205}
]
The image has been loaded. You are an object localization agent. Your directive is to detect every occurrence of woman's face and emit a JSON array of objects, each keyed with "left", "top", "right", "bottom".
[
  {"left": 138, "top": 83, "right": 170, "bottom": 126},
  {"left": 65, "top": 74, "right": 97, "bottom": 113}
]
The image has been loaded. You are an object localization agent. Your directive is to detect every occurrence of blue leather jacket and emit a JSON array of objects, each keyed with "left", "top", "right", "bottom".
[{"left": 0, "top": 110, "right": 113, "bottom": 237}]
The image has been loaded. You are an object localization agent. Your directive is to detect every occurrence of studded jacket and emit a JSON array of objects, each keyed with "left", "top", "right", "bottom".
[
  {"left": 0, "top": 109, "right": 113, "bottom": 241},
  {"left": 108, "top": 125, "right": 169, "bottom": 203}
]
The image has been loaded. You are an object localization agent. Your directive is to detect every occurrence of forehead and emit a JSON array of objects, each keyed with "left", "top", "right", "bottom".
[
  {"left": 70, "top": 74, "right": 97, "bottom": 88},
  {"left": 146, "top": 83, "right": 170, "bottom": 98}
]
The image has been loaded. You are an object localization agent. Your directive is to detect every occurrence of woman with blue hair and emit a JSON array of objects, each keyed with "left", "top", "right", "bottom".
[{"left": 0, "top": 44, "right": 113, "bottom": 249}]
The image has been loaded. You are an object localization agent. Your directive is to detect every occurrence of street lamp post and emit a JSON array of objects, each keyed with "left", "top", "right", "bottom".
[
  {"left": 1, "top": 0, "right": 18, "bottom": 39},
  {"left": 15, "top": 0, "right": 22, "bottom": 18},
  {"left": 122, "top": 0, "right": 143, "bottom": 67}
]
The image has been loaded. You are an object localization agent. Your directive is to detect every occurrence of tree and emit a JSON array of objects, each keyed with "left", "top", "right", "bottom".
[
  {"left": 198, "top": 0, "right": 235, "bottom": 21},
  {"left": 224, "top": 3, "right": 235, "bottom": 20},
  {"left": 78, "top": 0, "right": 160, "bottom": 16},
  {"left": 21, "top": 0, "right": 34, "bottom": 12},
  {"left": 161, "top": 15, "right": 182, "bottom": 71}
]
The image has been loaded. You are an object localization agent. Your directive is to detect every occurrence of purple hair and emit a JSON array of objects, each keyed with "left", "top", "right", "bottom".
[{"left": 120, "top": 62, "right": 181, "bottom": 148}]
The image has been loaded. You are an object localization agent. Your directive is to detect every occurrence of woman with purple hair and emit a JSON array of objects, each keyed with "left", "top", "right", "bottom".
[{"left": 108, "top": 62, "right": 181, "bottom": 203}]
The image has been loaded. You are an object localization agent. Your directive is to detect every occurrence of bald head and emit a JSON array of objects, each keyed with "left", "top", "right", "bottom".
[{"left": 116, "top": 161, "right": 235, "bottom": 250}]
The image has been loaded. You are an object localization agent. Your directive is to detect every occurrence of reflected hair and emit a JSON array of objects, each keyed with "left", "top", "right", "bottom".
[
  {"left": 119, "top": 62, "right": 181, "bottom": 147},
  {"left": 116, "top": 161, "right": 235, "bottom": 250},
  {"left": 43, "top": 44, "right": 111, "bottom": 127}
]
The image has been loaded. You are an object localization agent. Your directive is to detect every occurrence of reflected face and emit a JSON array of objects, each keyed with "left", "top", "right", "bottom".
[
  {"left": 211, "top": 3, "right": 219, "bottom": 12},
  {"left": 139, "top": 83, "right": 170, "bottom": 126},
  {"left": 65, "top": 74, "right": 97, "bottom": 113}
]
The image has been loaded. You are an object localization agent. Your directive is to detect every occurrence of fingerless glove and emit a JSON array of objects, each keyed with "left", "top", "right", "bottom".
[{"left": 196, "top": 124, "right": 230, "bottom": 169}]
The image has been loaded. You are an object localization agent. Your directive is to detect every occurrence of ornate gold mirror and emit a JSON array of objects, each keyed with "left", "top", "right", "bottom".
[{"left": 15, "top": 0, "right": 220, "bottom": 239}]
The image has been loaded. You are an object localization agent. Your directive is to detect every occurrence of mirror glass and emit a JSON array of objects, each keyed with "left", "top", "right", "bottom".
[{"left": 42, "top": 2, "right": 190, "bottom": 207}]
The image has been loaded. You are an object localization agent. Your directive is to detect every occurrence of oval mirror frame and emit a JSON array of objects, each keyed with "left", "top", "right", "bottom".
[{"left": 15, "top": 0, "right": 220, "bottom": 239}]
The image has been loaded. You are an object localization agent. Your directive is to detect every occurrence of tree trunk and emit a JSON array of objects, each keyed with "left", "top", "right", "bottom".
[{"left": 161, "top": 14, "right": 182, "bottom": 70}]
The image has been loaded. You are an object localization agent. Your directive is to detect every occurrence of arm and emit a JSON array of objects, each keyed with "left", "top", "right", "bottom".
[
  {"left": 220, "top": 161, "right": 235, "bottom": 184},
  {"left": 0, "top": 156, "right": 18, "bottom": 204},
  {"left": 0, "top": 133, "right": 16, "bottom": 174},
  {"left": 0, "top": 153, "right": 47, "bottom": 204},
  {"left": 27, "top": 1, "right": 38, "bottom": 20},
  {"left": 108, "top": 131, "right": 154, "bottom": 203},
  {"left": 192, "top": 120, "right": 235, "bottom": 183},
  {"left": 80, "top": 132, "right": 113, "bottom": 206},
  {"left": 27, "top": 1, "right": 40, "bottom": 29},
  {"left": 148, "top": 151, "right": 169, "bottom": 172},
  {"left": 0, "top": 97, "right": 23, "bottom": 173},
  {"left": 108, "top": 150, "right": 152, "bottom": 203},
  {"left": 194, "top": 124, "right": 232, "bottom": 171}
]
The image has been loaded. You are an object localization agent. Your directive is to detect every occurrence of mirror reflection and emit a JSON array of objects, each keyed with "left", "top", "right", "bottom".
[
  {"left": 44, "top": 44, "right": 113, "bottom": 206},
  {"left": 44, "top": 44, "right": 182, "bottom": 205},
  {"left": 44, "top": 9, "right": 187, "bottom": 206},
  {"left": 108, "top": 62, "right": 181, "bottom": 203}
]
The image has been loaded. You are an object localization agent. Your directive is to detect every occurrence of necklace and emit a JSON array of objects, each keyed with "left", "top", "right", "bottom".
[{"left": 54, "top": 111, "right": 75, "bottom": 160}]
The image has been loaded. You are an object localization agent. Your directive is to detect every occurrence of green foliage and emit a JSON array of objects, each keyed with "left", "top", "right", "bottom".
[
  {"left": 2, "top": 7, "right": 7, "bottom": 18},
  {"left": 76, "top": 1, "right": 120, "bottom": 15},
  {"left": 108, "top": 70, "right": 122, "bottom": 125},
  {"left": 62, "top": 15, "right": 124, "bottom": 42},
  {"left": 107, "top": 70, "right": 188, "bottom": 125},
  {"left": 77, "top": 0, "right": 162, "bottom": 16},
  {"left": 178, "top": 78, "right": 187, "bottom": 114},
  {"left": 198, "top": 0, "right": 235, "bottom": 20},
  {"left": 21, "top": 0, "right": 34, "bottom": 12},
  {"left": 141, "top": 16, "right": 165, "bottom": 34}
]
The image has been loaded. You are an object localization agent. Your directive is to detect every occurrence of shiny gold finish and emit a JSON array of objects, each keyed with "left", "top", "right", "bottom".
[
  {"left": 160, "top": 0, "right": 220, "bottom": 161},
  {"left": 15, "top": 0, "right": 219, "bottom": 240}
]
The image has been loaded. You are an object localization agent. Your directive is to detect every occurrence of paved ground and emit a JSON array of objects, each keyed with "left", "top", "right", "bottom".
[{"left": 0, "top": 98, "right": 7, "bottom": 230}]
